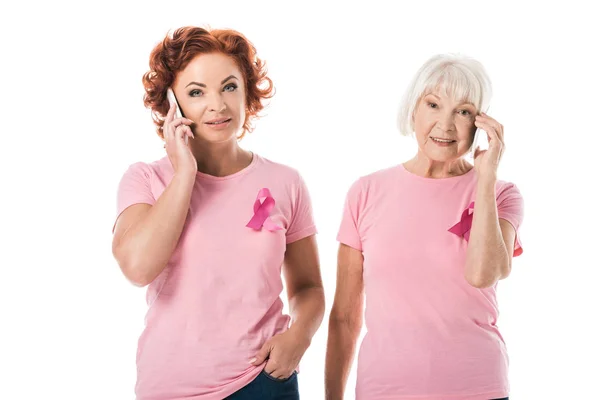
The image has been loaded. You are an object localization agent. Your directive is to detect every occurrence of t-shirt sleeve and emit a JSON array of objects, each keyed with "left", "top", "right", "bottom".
[
  {"left": 112, "top": 162, "right": 156, "bottom": 233},
  {"left": 336, "top": 179, "right": 363, "bottom": 251},
  {"left": 285, "top": 172, "right": 317, "bottom": 244},
  {"left": 497, "top": 182, "right": 524, "bottom": 257}
]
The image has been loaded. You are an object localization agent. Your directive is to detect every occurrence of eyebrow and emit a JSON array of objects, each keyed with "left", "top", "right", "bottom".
[
  {"left": 185, "top": 75, "right": 239, "bottom": 88},
  {"left": 425, "top": 93, "right": 475, "bottom": 107}
]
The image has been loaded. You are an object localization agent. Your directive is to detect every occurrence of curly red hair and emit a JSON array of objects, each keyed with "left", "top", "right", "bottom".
[{"left": 142, "top": 26, "right": 274, "bottom": 139}]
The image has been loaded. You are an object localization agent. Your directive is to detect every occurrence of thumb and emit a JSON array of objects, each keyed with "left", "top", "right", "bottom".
[
  {"left": 473, "top": 146, "right": 484, "bottom": 159},
  {"left": 250, "top": 341, "right": 272, "bottom": 365}
]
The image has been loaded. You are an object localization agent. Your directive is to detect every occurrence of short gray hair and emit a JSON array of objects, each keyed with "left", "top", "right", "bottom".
[{"left": 397, "top": 54, "right": 492, "bottom": 136}]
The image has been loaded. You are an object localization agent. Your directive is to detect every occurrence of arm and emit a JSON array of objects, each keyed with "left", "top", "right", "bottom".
[
  {"left": 284, "top": 234, "right": 326, "bottom": 346},
  {"left": 464, "top": 177, "right": 517, "bottom": 288},
  {"left": 251, "top": 234, "right": 325, "bottom": 379},
  {"left": 325, "top": 243, "right": 364, "bottom": 400},
  {"left": 112, "top": 172, "right": 195, "bottom": 286}
]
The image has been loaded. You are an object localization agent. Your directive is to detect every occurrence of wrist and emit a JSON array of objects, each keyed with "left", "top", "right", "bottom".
[
  {"left": 288, "top": 324, "right": 312, "bottom": 347},
  {"left": 476, "top": 172, "right": 497, "bottom": 187},
  {"left": 173, "top": 170, "right": 196, "bottom": 186}
]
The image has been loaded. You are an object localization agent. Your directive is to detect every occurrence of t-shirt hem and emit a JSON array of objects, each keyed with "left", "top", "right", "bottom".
[
  {"left": 498, "top": 216, "right": 523, "bottom": 257},
  {"left": 136, "top": 365, "right": 264, "bottom": 400},
  {"left": 112, "top": 201, "right": 155, "bottom": 233},
  {"left": 356, "top": 389, "right": 509, "bottom": 400},
  {"left": 336, "top": 234, "right": 362, "bottom": 251},
  {"left": 286, "top": 225, "right": 317, "bottom": 244}
]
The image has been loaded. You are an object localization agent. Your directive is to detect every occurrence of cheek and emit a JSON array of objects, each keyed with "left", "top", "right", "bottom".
[
  {"left": 187, "top": 101, "right": 207, "bottom": 115},
  {"left": 458, "top": 120, "right": 476, "bottom": 140},
  {"left": 414, "top": 110, "right": 435, "bottom": 136},
  {"left": 228, "top": 93, "right": 246, "bottom": 116}
]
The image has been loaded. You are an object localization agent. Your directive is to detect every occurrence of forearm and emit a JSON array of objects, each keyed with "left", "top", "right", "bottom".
[
  {"left": 118, "top": 173, "right": 195, "bottom": 285},
  {"left": 325, "top": 316, "right": 361, "bottom": 400},
  {"left": 465, "top": 176, "right": 510, "bottom": 287},
  {"left": 288, "top": 286, "right": 325, "bottom": 342}
]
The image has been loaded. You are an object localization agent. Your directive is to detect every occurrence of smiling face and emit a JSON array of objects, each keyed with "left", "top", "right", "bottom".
[
  {"left": 172, "top": 52, "right": 246, "bottom": 143},
  {"left": 413, "top": 90, "right": 478, "bottom": 162}
]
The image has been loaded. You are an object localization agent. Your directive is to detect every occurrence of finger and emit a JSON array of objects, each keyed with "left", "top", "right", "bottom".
[
  {"left": 168, "top": 118, "right": 193, "bottom": 135},
  {"left": 165, "top": 115, "right": 192, "bottom": 138},
  {"left": 251, "top": 342, "right": 271, "bottom": 365},
  {"left": 479, "top": 114, "right": 503, "bottom": 140},
  {"left": 165, "top": 101, "right": 176, "bottom": 124},
  {"left": 172, "top": 117, "right": 194, "bottom": 128},
  {"left": 497, "top": 123, "right": 504, "bottom": 143},
  {"left": 263, "top": 361, "right": 276, "bottom": 375},
  {"left": 474, "top": 120, "right": 500, "bottom": 144},
  {"left": 175, "top": 124, "right": 192, "bottom": 142},
  {"left": 184, "top": 125, "right": 194, "bottom": 139},
  {"left": 183, "top": 125, "right": 194, "bottom": 144}
]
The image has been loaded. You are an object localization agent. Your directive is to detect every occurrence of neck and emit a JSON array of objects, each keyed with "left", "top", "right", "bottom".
[
  {"left": 190, "top": 138, "right": 252, "bottom": 177},
  {"left": 404, "top": 152, "right": 472, "bottom": 179}
]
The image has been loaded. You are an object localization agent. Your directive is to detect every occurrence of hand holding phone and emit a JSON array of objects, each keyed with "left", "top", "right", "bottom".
[
  {"left": 163, "top": 89, "right": 196, "bottom": 174},
  {"left": 166, "top": 88, "right": 183, "bottom": 119},
  {"left": 470, "top": 105, "right": 490, "bottom": 159},
  {"left": 166, "top": 88, "right": 191, "bottom": 145}
]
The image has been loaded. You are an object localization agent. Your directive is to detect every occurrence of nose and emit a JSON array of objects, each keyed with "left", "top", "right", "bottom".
[
  {"left": 437, "top": 111, "right": 456, "bottom": 132},
  {"left": 207, "top": 92, "right": 226, "bottom": 113}
]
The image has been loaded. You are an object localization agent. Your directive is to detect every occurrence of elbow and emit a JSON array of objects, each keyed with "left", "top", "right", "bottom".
[
  {"left": 465, "top": 262, "right": 510, "bottom": 289},
  {"left": 465, "top": 273, "right": 495, "bottom": 289},
  {"left": 120, "top": 260, "right": 154, "bottom": 287},
  {"left": 329, "top": 308, "right": 363, "bottom": 336},
  {"left": 112, "top": 244, "right": 154, "bottom": 287},
  {"left": 126, "top": 269, "right": 153, "bottom": 287}
]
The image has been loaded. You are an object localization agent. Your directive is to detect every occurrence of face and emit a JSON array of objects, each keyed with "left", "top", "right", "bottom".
[
  {"left": 172, "top": 52, "right": 246, "bottom": 143},
  {"left": 413, "top": 90, "right": 478, "bottom": 162}
]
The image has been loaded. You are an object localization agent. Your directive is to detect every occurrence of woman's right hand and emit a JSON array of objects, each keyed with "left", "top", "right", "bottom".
[{"left": 163, "top": 102, "right": 197, "bottom": 176}]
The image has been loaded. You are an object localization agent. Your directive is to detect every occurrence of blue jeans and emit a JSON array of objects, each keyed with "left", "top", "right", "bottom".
[{"left": 225, "top": 370, "right": 300, "bottom": 400}]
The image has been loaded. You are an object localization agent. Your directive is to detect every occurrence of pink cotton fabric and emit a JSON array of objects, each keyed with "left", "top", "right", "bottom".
[
  {"left": 337, "top": 164, "right": 524, "bottom": 400},
  {"left": 114, "top": 154, "right": 317, "bottom": 400}
]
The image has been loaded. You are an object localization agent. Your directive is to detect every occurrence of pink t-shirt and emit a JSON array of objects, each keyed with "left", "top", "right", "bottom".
[
  {"left": 114, "top": 154, "right": 317, "bottom": 400},
  {"left": 337, "top": 164, "right": 524, "bottom": 400}
]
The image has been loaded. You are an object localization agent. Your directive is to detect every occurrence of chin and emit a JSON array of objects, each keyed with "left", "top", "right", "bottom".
[
  {"left": 422, "top": 149, "right": 458, "bottom": 162},
  {"left": 195, "top": 125, "right": 238, "bottom": 141}
]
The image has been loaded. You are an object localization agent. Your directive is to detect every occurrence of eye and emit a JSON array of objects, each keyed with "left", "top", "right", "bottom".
[
  {"left": 189, "top": 89, "right": 203, "bottom": 97},
  {"left": 427, "top": 102, "right": 438, "bottom": 109},
  {"left": 223, "top": 83, "right": 238, "bottom": 92},
  {"left": 458, "top": 109, "right": 471, "bottom": 116}
]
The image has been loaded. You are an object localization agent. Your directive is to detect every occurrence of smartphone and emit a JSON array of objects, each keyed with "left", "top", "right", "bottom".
[
  {"left": 470, "top": 105, "right": 490, "bottom": 159},
  {"left": 166, "top": 88, "right": 183, "bottom": 119},
  {"left": 166, "top": 88, "right": 190, "bottom": 144}
]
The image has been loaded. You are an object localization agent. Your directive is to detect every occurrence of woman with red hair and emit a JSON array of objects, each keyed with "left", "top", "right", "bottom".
[{"left": 112, "top": 26, "right": 324, "bottom": 400}]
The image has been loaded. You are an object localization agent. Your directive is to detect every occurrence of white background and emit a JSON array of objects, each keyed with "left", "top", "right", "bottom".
[{"left": 1, "top": 1, "right": 598, "bottom": 399}]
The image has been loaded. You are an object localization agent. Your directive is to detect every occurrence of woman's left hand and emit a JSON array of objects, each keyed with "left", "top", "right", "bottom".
[
  {"left": 473, "top": 112, "right": 505, "bottom": 180},
  {"left": 250, "top": 327, "right": 310, "bottom": 380}
]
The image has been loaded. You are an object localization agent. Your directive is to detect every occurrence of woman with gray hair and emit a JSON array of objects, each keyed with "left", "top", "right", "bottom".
[{"left": 325, "top": 54, "right": 523, "bottom": 400}]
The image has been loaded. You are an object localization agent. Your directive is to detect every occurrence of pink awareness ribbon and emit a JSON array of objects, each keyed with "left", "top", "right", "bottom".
[
  {"left": 246, "top": 188, "right": 282, "bottom": 232},
  {"left": 448, "top": 201, "right": 475, "bottom": 241}
]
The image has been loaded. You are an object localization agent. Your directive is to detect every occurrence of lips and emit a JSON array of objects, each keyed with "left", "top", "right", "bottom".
[
  {"left": 205, "top": 118, "right": 232, "bottom": 125},
  {"left": 431, "top": 137, "right": 456, "bottom": 143}
]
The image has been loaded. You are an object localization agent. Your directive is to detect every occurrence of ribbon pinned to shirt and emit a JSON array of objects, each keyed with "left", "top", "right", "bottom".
[
  {"left": 246, "top": 188, "right": 282, "bottom": 232},
  {"left": 448, "top": 201, "right": 475, "bottom": 242}
]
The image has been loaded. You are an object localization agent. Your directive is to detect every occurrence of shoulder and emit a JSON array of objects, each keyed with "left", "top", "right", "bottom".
[
  {"left": 120, "top": 157, "right": 170, "bottom": 180},
  {"left": 495, "top": 179, "right": 523, "bottom": 200},
  {"left": 255, "top": 154, "right": 305, "bottom": 184},
  {"left": 341, "top": 165, "right": 400, "bottom": 205},
  {"left": 349, "top": 164, "right": 400, "bottom": 194}
]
